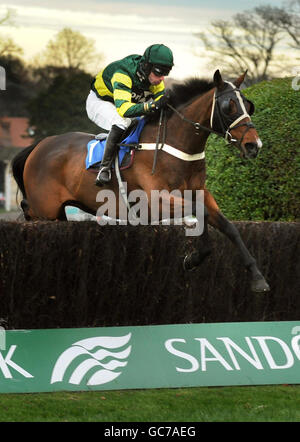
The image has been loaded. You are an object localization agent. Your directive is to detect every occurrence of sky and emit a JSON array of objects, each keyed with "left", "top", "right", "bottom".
[{"left": 0, "top": 0, "right": 290, "bottom": 80}]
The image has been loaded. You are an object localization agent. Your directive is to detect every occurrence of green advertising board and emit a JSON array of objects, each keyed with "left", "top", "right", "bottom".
[{"left": 0, "top": 321, "right": 300, "bottom": 393}]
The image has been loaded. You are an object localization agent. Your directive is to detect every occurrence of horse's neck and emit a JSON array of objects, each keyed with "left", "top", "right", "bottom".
[{"left": 168, "top": 89, "right": 215, "bottom": 154}]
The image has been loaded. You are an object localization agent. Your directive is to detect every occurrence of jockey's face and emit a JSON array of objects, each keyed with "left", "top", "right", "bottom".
[{"left": 148, "top": 71, "right": 164, "bottom": 85}]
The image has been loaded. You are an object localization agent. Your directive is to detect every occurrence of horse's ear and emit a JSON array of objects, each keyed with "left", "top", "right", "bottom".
[
  {"left": 234, "top": 70, "right": 247, "bottom": 88},
  {"left": 213, "top": 69, "right": 225, "bottom": 90}
]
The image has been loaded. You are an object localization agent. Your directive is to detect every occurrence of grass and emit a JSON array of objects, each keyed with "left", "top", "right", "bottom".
[{"left": 0, "top": 385, "right": 299, "bottom": 422}]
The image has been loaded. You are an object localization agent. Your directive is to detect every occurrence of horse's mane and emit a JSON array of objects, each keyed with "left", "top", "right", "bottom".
[
  {"left": 148, "top": 77, "right": 214, "bottom": 123},
  {"left": 168, "top": 77, "right": 214, "bottom": 108}
]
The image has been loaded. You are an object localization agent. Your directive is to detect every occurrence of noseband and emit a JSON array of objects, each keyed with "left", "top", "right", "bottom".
[{"left": 167, "top": 81, "right": 255, "bottom": 149}]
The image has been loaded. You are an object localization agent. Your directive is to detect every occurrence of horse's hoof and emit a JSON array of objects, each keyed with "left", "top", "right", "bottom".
[
  {"left": 183, "top": 255, "right": 197, "bottom": 272},
  {"left": 251, "top": 277, "right": 270, "bottom": 293}
]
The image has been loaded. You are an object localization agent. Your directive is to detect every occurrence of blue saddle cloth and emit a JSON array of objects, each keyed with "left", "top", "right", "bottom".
[{"left": 86, "top": 117, "right": 146, "bottom": 169}]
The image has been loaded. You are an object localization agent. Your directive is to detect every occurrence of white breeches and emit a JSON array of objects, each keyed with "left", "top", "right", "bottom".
[{"left": 86, "top": 90, "right": 132, "bottom": 131}]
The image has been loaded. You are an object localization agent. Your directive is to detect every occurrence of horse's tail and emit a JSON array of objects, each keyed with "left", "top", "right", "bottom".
[{"left": 11, "top": 141, "right": 38, "bottom": 199}]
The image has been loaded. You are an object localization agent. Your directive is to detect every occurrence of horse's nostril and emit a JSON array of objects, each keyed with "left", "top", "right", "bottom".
[
  {"left": 245, "top": 142, "right": 258, "bottom": 151},
  {"left": 245, "top": 142, "right": 258, "bottom": 158}
]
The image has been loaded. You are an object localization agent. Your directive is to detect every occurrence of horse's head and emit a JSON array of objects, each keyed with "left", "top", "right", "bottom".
[{"left": 212, "top": 70, "right": 262, "bottom": 159}]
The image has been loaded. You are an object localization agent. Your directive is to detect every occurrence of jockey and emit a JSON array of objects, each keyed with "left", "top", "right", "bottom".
[{"left": 86, "top": 43, "right": 174, "bottom": 186}]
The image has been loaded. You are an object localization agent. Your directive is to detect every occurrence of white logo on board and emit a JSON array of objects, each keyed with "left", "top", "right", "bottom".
[{"left": 51, "top": 333, "right": 132, "bottom": 386}]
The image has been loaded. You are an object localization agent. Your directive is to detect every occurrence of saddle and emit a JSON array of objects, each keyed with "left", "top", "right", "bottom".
[{"left": 86, "top": 118, "right": 147, "bottom": 172}]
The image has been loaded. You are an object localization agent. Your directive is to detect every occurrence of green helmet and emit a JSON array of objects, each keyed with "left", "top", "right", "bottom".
[
  {"left": 144, "top": 44, "right": 174, "bottom": 68},
  {"left": 139, "top": 44, "right": 174, "bottom": 79}
]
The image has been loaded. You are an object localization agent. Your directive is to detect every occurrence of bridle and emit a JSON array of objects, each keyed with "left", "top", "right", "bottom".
[
  {"left": 166, "top": 81, "right": 255, "bottom": 149},
  {"left": 212, "top": 81, "right": 255, "bottom": 145}
]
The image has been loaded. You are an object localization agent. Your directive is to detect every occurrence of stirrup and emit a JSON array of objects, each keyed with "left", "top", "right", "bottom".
[{"left": 95, "top": 166, "right": 111, "bottom": 186}]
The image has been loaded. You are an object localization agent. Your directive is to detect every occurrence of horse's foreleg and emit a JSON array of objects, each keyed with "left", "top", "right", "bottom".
[
  {"left": 183, "top": 203, "right": 212, "bottom": 270},
  {"left": 204, "top": 190, "right": 270, "bottom": 293},
  {"left": 167, "top": 191, "right": 212, "bottom": 269},
  {"left": 145, "top": 187, "right": 212, "bottom": 270}
]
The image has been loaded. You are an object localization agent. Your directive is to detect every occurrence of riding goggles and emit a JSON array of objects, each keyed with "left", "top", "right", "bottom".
[{"left": 151, "top": 64, "right": 171, "bottom": 77}]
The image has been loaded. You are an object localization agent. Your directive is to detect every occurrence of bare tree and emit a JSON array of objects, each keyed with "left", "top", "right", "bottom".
[
  {"left": 0, "top": 37, "right": 23, "bottom": 57},
  {"left": 0, "top": 8, "right": 23, "bottom": 57},
  {"left": 195, "top": 5, "right": 295, "bottom": 84},
  {"left": 275, "top": 0, "right": 300, "bottom": 49},
  {"left": 36, "top": 27, "right": 102, "bottom": 73},
  {"left": 0, "top": 8, "right": 16, "bottom": 26}
]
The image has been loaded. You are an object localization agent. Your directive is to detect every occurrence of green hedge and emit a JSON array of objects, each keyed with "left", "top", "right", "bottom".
[
  {"left": 0, "top": 221, "right": 299, "bottom": 329},
  {"left": 206, "top": 77, "right": 300, "bottom": 221}
]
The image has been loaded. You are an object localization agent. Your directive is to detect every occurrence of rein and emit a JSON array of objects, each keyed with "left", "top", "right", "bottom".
[
  {"left": 166, "top": 103, "right": 224, "bottom": 138},
  {"left": 166, "top": 84, "right": 255, "bottom": 145},
  {"left": 151, "top": 107, "right": 167, "bottom": 175}
]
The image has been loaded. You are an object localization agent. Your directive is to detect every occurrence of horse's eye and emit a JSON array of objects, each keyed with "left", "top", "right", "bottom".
[{"left": 220, "top": 98, "right": 231, "bottom": 114}]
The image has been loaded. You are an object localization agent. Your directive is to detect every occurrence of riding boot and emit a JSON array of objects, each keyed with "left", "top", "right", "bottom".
[{"left": 95, "top": 125, "right": 125, "bottom": 186}]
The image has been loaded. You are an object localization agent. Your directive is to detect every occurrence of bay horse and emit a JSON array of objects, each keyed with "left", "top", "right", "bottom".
[{"left": 12, "top": 70, "right": 270, "bottom": 293}]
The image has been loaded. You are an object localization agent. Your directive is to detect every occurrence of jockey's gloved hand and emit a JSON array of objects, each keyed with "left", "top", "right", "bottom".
[{"left": 144, "top": 92, "right": 170, "bottom": 113}]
